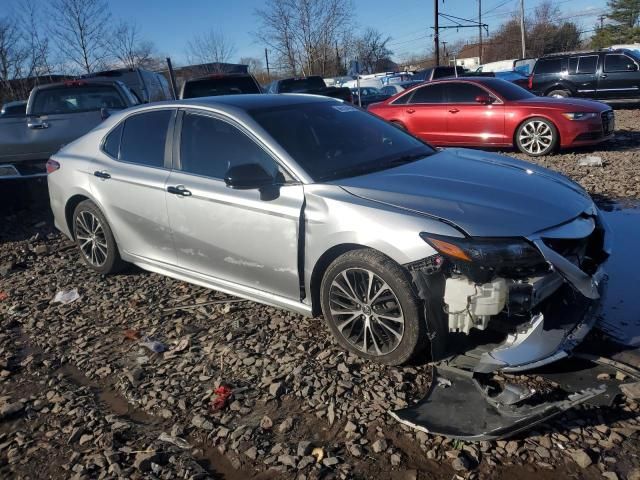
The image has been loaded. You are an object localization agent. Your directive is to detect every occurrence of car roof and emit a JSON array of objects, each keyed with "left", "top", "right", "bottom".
[{"left": 177, "top": 93, "right": 337, "bottom": 110}]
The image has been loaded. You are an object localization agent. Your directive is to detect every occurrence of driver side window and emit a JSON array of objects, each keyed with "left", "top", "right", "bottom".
[
  {"left": 180, "top": 113, "right": 284, "bottom": 181},
  {"left": 408, "top": 84, "right": 447, "bottom": 104}
]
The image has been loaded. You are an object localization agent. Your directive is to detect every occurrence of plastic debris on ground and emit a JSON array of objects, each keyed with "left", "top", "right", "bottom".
[
  {"left": 210, "top": 385, "right": 233, "bottom": 411},
  {"left": 0, "top": 292, "right": 8, "bottom": 301},
  {"left": 52, "top": 288, "right": 80, "bottom": 305},
  {"left": 311, "top": 447, "right": 325, "bottom": 463},
  {"left": 139, "top": 336, "right": 167, "bottom": 353},
  {"left": 578, "top": 155, "right": 604, "bottom": 167},
  {"left": 158, "top": 432, "right": 191, "bottom": 449}
]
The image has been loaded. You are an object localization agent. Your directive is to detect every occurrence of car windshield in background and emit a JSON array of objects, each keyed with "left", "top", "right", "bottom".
[
  {"left": 249, "top": 101, "right": 435, "bottom": 182},
  {"left": 483, "top": 78, "right": 536, "bottom": 101},
  {"left": 182, "top": 77, "right": 260, "bottom": 98},
  {"left": 277, "top": 77, "right": 326, "bottom": 93},
  {"left": 31, "top": 86, "right": 125, "bottom": 115}
]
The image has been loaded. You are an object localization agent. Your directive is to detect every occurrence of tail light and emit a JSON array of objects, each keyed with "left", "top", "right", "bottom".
[
  {"left": 46, "top": 159, "right": 60, "bottom": 174},
  {"left": 527, "top": 74, "right": 533, "bottom": 90}
]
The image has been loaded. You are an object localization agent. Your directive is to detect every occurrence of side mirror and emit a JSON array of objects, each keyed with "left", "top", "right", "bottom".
[
  {"left": 628, "top": 64, "right": 639, "bottom": 72},
  {"left": 100, "top": 107, "right": 110, "bottom": 120},
  {"left": 224, "top": 163, "right": 274, "bottom": 190},
  {"left": 475, "top": 94, "right": 495, "bottom": 105}
]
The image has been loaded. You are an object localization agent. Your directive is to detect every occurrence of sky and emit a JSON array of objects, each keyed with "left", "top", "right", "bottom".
[{"left": 4, "top": 0, "right": 610, "bottom": 66}]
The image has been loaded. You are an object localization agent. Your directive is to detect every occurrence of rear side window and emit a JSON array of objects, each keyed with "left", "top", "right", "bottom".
[
  {"left": 576, "top": 56, "right": 598, "bottom": 74},
  {"left": 408, "top": 84, "right": 447, "bottom": 103},
  {"left": 447, "top": 83, "right": 488, "bottom": 103},
  {"left": 103, "top": 123, "right": 123, "bottom": 158},
  {"left": 534, "top": 58, "right": 566, "bottom": 75},
  {"left": 31, "top": 85, "right": 126, "bottom": 115},
  {"left": 604, "top": 54, "right": 637, "bottom": 72},
  {"left": 119, "top": 110, "right": 172, "bottom": 168},
  {"left": 180, "top": 113, "right": 280, "bottom": 180}
]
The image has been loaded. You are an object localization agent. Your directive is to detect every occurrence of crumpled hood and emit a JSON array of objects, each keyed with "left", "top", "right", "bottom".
[{"left": 334, "top": 148, "right": 594, "bottom": 237}]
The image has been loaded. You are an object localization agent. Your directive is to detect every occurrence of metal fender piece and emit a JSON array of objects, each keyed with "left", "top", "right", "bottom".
[{"left": 389, "top": 370, "right": 603, "bottom": 442}]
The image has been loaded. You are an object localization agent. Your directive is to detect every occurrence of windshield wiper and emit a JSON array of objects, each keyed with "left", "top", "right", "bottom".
[
  {"left": 385, "top": 152, "right": 431, "bottom": 165},
  {"left": 319, "top": 151, "right": 431, "bottom": 181}
]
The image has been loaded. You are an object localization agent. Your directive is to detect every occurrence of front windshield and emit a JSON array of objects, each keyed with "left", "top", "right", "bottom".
[
  {"left": 483, "top": 78, "right": 535, "bottom": 101},
  {"left": 249, "top": 101, "right": 435, "bottom": 182}
]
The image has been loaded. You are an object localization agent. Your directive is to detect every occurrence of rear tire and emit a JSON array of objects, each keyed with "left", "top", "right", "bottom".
[
  {"left": 546, "top": 89, "right": 570, "bottom": 98},
  {"left": 515, "top": 117, "right": 558, "bottom": 156},
  {"left": 320, "top": 248, "right": 446, "bottom": 366},
  {"left": 72, "top": 200, "right": 127, "bottom": 275}
]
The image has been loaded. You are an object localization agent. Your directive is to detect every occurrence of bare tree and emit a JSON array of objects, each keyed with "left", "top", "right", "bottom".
[
  {"left": 50, "top": 0, "right": 112, "bottom": 74},
  {"left": 0, "top": 16, "right": 28, "bottom": 99},
  {"left": 186, "top": 30, "right": 236, "bottom": 70},
  {"left": 354, "top": 28, "right": 393, "bottom": 74},
  {"left": 255, "top": 0, "right": 352, "bottom": 76},
  {"left": 19, "top": 0, "right": 54, "bottom": 79},
  {"left": 110, "top": 21, "right": 155, "bottom": 69}
]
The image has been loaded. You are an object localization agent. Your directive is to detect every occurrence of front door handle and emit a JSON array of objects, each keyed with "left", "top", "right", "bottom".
[
  {"left": 167, "top": 185, "right": 192, "bottom": 197},
  {"left": 448, "top": 108, "right": 460, "bottom": 113},
  {"left": 93, "top": 170, "right": 111, "bottom": 179},
  {"left": 600, "top": 74, "right": 608, "bottom": 78},
  {"left": 27, "top": 121, "right": 49, "bottom": 129},
  {"left": 406, "top": 108, "right": 415, "bottom": 114}
]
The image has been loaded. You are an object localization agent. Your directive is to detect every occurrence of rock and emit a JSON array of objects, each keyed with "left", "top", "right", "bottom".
[
  {"left": 348, "top": 444, "right": 362, "bottom": 457},
  {"left": 191, "top": 415, "right": 214, "bottom": 431},
  {"left": 597, "top": 373, "right": 612, "bottom": 381},
  {"left": 505, "top": 441, "right": 519, "bottom": 455},
  {"left": 372, "top": 438, "right": 388, "bottom": 453},
  {"left": 78, "top": 434, "right": 93, "bottom": 446},
  {"left": 344, "top": 421, "right": 357, "bottom": 433},
  {"left": 133, "top": 451, "right": 160, "bottom": 472},
  {"left": 0, "top": 402, "right": 24, "bottom": 419},
  {"left": 297, "top": 441, "right": 312, "bottom": 457},
  {"left": 278, "top": 454, "right": 297, "bottom": 468},
  {"left": 244, "top": 447, "right": 258, "bottom": 460},
  {"left": 322, "top": 457, "right": 339, "bottom": 467},
  {"left": 578, "top": 155, "right": 603, "bottom": 167},
  {"left": 327, "top": 401, "right": 335, "bottom": 426},
  {"left": 620, "top": 382, "right": 640, "bottom": 400},
  {"left": 278, "top": 417, "right": 294, "bottom": 433},
  {"left": 570, "top": 449, "right": 593, "bottom": 468},
  {"left": 269, "top": 382, "right": 284, "bottom": 397},
  {"left": 34, "top": 245, "right": 48, "bottom": 255},
  {"left": 390, "top": 453, "right": 401, "bottom": 466},
  {"left": 451, "top": 455, "right": 472, "bottom": 472},
  {"left": 603, "top": 472, "right": 619, "bottom": 480},
  {"left": 260, "top": 415, "right": 273, "bottom": 430},
  {"left": 536, "top": 446, "right": 550, "bottom": 459},
  {"left": 628, "top": 469, "right": 640, "bottom": 480}
]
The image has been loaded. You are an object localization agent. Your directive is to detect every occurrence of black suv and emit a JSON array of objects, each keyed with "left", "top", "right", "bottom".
[
  {"left": 180, "top": 73, "right": 262, "bottom": 99},
  {"left": 529, "top": 49, "right": 640, "bottom": 101}
]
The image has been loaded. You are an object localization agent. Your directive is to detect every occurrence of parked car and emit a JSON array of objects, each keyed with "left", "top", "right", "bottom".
[
  {"left": 350, "top": 87, "right": 391, "bottom": 107},
  {"left": 80, "top": 67, "right": 173, "bottom": 103},
  {"left": 0, "top": 79, "right": 139, "bottom": 179},
  {"left": 413, "top": 66, "right": 465, "bottom": 81},
  {"left": 48, "top": 95, "right": 609, "bottom": 397},
  {"left": 368, "top": 77, "right": 614, "bottom": 156},
  {"left": 460, "top": 70, "right": 530, "bottom": 88},
  {"left": 1, "top": 100, "right": 27, "bottom": 117},
  {"left": 514, "top": 57, "right": 537, "bottom": 75},
  {"left": 475, "top": 59, "right": 517, "bottom": 72},
  {"left": 266, "top": 76, "right": 352, "bottom": 102},
  {"left": 180, "top": 73, "right": 262, "bottom": 99},
  {"left": 529, "top": 49, "right": 640, "bottom": 100},
  {"left": 380, "top": 80, "right": 424, "bottom": 96}
]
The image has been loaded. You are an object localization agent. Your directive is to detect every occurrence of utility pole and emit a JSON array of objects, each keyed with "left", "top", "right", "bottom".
[
  {"left": 598, "top": 15, "right": 605, "bottom": 29},
  {"left": 478, "top": 0, "right": 482, "bottom": 65},
  {"left": 264, "top": 48, "right": 271, "bottom": 81},
  {"left": 442, "top": 41, "right": 448, "bottom": 64},
  {"left": 519, "top": 0, "right": 526, "bottom": 59},
  {"left": 434, "top": 0, "right": 440, "bottom": 66}
]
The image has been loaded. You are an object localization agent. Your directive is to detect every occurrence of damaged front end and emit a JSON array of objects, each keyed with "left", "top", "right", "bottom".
[{"left": 392, "top": 208, "right": 635, "bottom": 440}]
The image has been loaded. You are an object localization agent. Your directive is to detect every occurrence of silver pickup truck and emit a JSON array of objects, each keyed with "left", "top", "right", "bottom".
[{"left": 0, "top": 79, "right": 139, "bottom": 179}]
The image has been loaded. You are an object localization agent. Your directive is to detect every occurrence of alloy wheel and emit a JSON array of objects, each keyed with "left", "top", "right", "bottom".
[
  {"left": 518, "top": 120, "right": 553, "bottom": 155},
  {"left": 75, "top": 210, "right": 108, "bottom": 267},
  {"left": 329, "top": 268, "right": 405, "bottom": 356}
]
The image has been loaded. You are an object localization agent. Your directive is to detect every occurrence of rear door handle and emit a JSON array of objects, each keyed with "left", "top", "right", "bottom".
[
  {"left": 167, "top": 185, "right": 192, "bottom": 197},
  {"left": 600, "top": 74, "right": 607, "bottom": 78},
  {"left": 406, "top": 108, "right": 415, "bottom": 114},
  {"left": 27, "top": 121, "right": 49, "bottom": 129},
  {"left": 448, "top": 108, "right": 460, "bottom": 113},
  {"left": 93, "top": 170, "right": 111, "bottom": 179}
]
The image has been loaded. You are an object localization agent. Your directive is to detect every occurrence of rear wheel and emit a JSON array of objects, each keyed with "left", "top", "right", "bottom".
[
  {"left": 320, "top": 249, "right": 446, "bottom": 366},
  {"left": 546, "top": 89, "right": 570, "bottom": 98},
  {"left": 72, "top": 200, "right": 126, "bottom": 275},
  {"left": 515, "top": 117, "right": 558, "bottom": 156}
]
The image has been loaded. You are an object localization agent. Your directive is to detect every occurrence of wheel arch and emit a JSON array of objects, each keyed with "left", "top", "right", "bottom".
[{"left": 543, "top": 83, "right": 574, "bottom": 96}]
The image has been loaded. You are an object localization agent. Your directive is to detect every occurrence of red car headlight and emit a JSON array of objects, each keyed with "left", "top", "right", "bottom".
[{"left": 561, "top": 112, "right": 598, "bottom": 121}]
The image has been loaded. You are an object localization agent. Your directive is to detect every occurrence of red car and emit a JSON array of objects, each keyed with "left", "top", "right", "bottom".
[{"left": 368, "top": 77, "right": 614, "bottom": 156}]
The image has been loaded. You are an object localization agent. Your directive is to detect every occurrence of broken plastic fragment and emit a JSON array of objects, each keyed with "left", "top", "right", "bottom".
[
  {"left": 436, "top": 377, "right": 452, "bottom": 388},
  {"left": 311, "top": 447, "right": 325, "bottom": 463},
  {"left": 158, "top": 432, "right": 190, "bottom": 449},
  {"left": 139, "top": 336, "right": 166, "bottom": 353},
  {"left": 210, "top": 385, "right": 233, "bottom": 411},
  {"left": 52, "top": 288, "right": 80, "bottom": 305}
]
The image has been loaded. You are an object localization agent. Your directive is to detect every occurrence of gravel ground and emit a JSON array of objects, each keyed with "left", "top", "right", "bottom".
[{"left": 1, "top": 107, "right": 639, "bottom": 479}]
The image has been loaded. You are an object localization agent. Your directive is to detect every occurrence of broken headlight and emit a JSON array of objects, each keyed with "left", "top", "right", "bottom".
[{"left": 420, "top": 233, "right": 544, "bottom": 266}]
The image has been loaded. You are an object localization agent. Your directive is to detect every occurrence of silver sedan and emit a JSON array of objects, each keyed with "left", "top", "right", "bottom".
[{"left": 47, "top": 94, "right": 609, "bottom": 373}]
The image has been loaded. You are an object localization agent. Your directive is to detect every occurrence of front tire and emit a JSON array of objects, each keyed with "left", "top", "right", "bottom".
[
  {"left": 546, "top": 89, "right": 570, "bottom": 98},
  {"left": 515, "top": 117, "right": 558, "bottom": 156},
  {"left": 320, "top": 249, "right": 445, "bottom": 366},
  {"left": 72, "top": 200, "right": 126, "bottom": 275}
]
